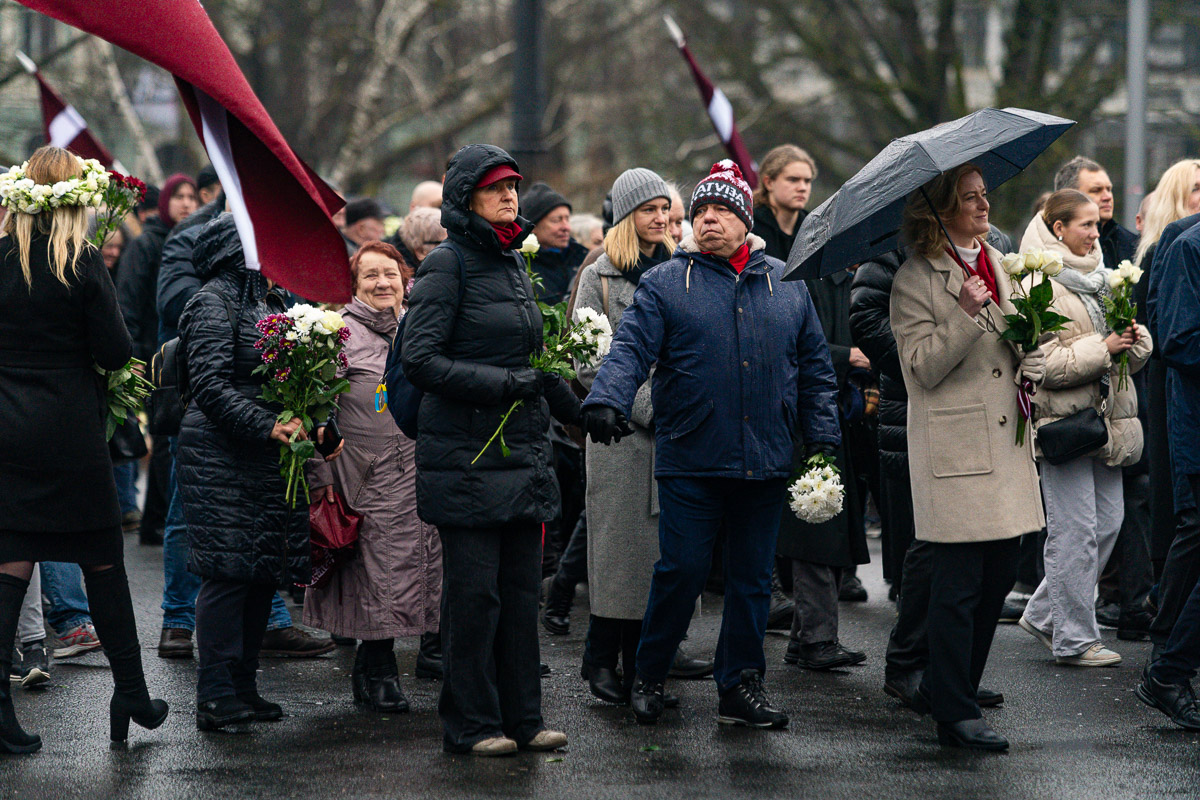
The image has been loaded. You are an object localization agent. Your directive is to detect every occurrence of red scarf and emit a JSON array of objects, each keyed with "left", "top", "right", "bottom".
[
  {"left": 705, "top": 243, "right": 750, "bottom": 273},
  {"left": 946, "top": 243, "right": 998, "bottom": 302},
  {"left": 491, "top": 221, "right": 523, "bottom": 250}
]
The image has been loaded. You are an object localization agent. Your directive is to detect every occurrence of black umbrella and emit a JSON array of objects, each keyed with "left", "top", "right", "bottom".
[{"left": 783, "top": 107, "right": 1074, "bottom": 281}]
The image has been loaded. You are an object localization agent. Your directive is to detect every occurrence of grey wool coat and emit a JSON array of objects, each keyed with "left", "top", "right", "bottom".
[
  {"left": 304, "top": 298, "right": 441, "bottom": 639},
  {"left": 574, "top": 253, "right": 660, "bottom": 620}
]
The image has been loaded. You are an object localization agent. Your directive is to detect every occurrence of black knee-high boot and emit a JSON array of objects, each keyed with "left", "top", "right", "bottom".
[
  {"left": 82, "top": 565, "right": 169, "bottom": 742},
  {"left": 0, "top": 574, "right": 40, "bottom": 753}
]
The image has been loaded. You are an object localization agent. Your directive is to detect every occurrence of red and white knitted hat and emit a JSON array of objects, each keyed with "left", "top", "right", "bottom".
[{"left": 689, "top": 159, "right": 753, "bottom": 231}]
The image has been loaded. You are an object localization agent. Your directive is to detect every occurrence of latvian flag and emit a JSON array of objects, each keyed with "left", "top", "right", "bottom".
[
  {"left": 15, "top": 51, "right": 114, "bottom": 167},
  {"left": 16, "top": 0, "right": 352, "bottom": 303},
  {"left": 663, "top": 15, "right": 759, "bottom": 189}
]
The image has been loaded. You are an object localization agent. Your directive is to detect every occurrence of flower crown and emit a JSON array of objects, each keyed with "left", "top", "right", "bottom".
[{"left": 0, "top": 156, "right": 110, "bottom": 215}]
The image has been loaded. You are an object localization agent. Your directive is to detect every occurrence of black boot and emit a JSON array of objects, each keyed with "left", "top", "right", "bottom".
[
  {"left": 360, "top": 640, "right": 409, "bottom": 713},
  {"left": 82, "top": 566, "right": 169, "bottom": 742},
  {"left": 542, "top": 576, "right": 573, "bottom": 635},
  {"left": 766, "top": 565, "right": 795, "bottom": 630},
  {"left": 0, "top": 574, "right": 40, "bottom": 754},
  {"left": 415, "top": 631, "right": 443, "bottom": 680},
  {"left": 351, "top": 643, "right": 369, "bottom": 703}
]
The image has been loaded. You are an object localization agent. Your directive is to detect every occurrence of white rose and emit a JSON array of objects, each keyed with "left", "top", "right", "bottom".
[
  {"left": 1107, "top": 271, "right": 1125, "bottom": 290},
  {"left": 1022, "top": 251, "right": 1043, "bottom": 272},
  {"left": 22, "top": 203, "right": 39, "bottom": 214},
  {"left": 999, "top": 252, "right": 1025, "bottom": 276},
  {"left": 519, "top": 234, "right": 540, "bottom": 255},
  {"left": 1040, "top": 252, "right": 1064, "bottom": 277},
  {"left": 1130, "top": 266, "right": 1144, "bottom": 284},
  {"left": 321, "top": 310, "right": 345, "bottom": 332},
  {"left": 51, "top": 181, "right": 73, "bottom": 198}
]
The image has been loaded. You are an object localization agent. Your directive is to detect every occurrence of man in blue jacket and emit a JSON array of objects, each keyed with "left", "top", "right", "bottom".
[
  {"left": 580, "top": 160, "right": 840, "bottom": 728},
  {"left": 1138, "top": 220, "right": 1200, "bottom": 731}
]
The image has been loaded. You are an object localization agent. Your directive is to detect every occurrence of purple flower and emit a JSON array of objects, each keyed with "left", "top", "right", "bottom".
[
  {"left": 337, "top": 352, "right": 349, "bottom": 369},
  {"left": 337, "top": 327, "right": 351, "bottom": 343},
  {"left": 274, "top": 367, "right": 292, "bottom": 382}
]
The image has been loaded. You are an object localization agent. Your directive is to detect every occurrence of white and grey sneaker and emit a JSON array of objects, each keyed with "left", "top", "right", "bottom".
[
  {"left": 1056, "top": 642, "right": 1122, "bottom": 667},
  {"left": 1018, "top": 617, "right": 1054, "bottom": 652},
  {"left": 10, "top": 641, "right": 50, "bottom": 688}
]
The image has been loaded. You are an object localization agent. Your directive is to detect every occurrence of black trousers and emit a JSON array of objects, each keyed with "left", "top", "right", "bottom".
[
  {"left": 1147, "top": 359, "right": 1178, "bottom": 575},
  {"left": 920, "top": 538, "right": 1019, "bottom": 723},
  {"left": 1151, "top": 506, "right": 1200, "bottom": 646},
  {"left": 1150, "top": 475, "right": 1200, "bottom": 684},
  {"left": 195, "top": 578, "right": 275, "bottom": 704},
  {"left": 550, "top": 509, "right": 588, "bottom": 596},
  {"left": 583, "top": 615, "right": 641, "bottom": 679},
  {"left": 879, "top": 466, "right": 915, "bottom": 595},
  {"left": 1098, "top": 471, "right": 1154, "bottom": 615},
  {"left": 885, "top": 539, "right": 932, "bottom": 678},
  {"left": 439, "top": 523, "right": 543, "bottom": 753},
  {"left": 140, "top": 434, "right": 172, "bottom": 537}
]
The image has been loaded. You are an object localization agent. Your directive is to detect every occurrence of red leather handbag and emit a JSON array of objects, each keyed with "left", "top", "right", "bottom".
[{"left": 303, "top": 492, "right": 362, "bottom": 589}]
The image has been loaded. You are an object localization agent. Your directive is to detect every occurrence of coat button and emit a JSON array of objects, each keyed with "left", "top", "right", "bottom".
[
  {"left": 743, "top": 361, "right": 749, "bottom": 368},
  {"left": 743, "top": 415, "right": 750, "bottom": 422},
  {"left": 746, "top": 470, "right": 754, "bottom": 477},
  {"left": 738, "top": 307, "right": 744, "bottom": 313},
  {"left": 999, "top": 415, "right": 1007, "bottom": 425},
  {"left": 992, "top": 368, "right": 1002, "bottom": 378}
]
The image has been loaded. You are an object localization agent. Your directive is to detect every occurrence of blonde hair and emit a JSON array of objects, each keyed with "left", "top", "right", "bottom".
[
  {"left": 1135, "top": 159, "right": 1200, "bottom": 266},
  {"left": 901, "top": 163, "right": 983, "bottom": 258},
  {"left": 3, "top": 146, "right": 91, "bottom": 288},
  {"left": 753, "top": 145, "right": 817, "bottom": 208},
  {"left": 602, "top": 207, "right": 675, "bottom": 272}
]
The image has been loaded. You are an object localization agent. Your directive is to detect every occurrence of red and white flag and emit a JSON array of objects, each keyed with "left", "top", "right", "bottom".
[
  {"left": 663, "top": 15, "right": 758, "bottom": 189},
  {"left": 16, "top": 1, "right": 351, "bottom": 302},
  {"left": 15, "top": 51, "right": 115, "bottom": 168}
]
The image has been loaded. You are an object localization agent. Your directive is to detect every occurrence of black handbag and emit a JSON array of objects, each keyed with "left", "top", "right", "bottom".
[
  {"left": 108, "top": 414, "right": 148, "bottom": 463},
  {"left": 1036, "top": 377, "right": 1109, "bottom": 466},
  {"left": 147, "top": 337, "right": 188, "bottom": 436}
]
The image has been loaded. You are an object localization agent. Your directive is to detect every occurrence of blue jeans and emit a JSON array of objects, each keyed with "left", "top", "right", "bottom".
[
  {"left": 39, "top": 561, "right": 91, "bottom": 633},
  {"left": 161, "top": 441, "right": 293, "bottom": 631},
  {"left": 636, "top": 476, "right": 787, "bottom": 691},
  {"left": 112, "top": 462, "right": 138, "bottom": 515}
]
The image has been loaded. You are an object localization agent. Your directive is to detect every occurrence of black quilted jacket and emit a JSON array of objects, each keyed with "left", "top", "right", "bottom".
[
  {"left": 402, "top": 143, "right": 581, "bottom": 529},
  {"left": 175, "top": 215, "right": 309, "bottom": 586}
]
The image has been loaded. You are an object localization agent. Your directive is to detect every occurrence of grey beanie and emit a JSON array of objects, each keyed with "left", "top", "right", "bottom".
[{"left": 611, "top": 168, "right": 671, "bottom": 225}]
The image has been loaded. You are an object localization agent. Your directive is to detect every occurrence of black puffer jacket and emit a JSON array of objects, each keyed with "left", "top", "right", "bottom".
[
  {"left": 176, "top": 215, "right": 308, "bottom": 586},
  {"left": 116, "top": 216, "right": 170, "bottom": 361},
  {"left": 156, "top": 194, "right": 226, "bottom": 343},
  {"left": 849, "top": 249, "right": 907, "bottom": 474},
  {"left": 402, "top": 144, "right": 582, "bottom": 529}
]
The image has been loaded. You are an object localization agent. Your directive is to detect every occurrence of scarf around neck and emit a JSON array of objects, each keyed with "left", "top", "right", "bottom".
[{"left": 622, "top": 242, "right": 671, "bottom": 286}]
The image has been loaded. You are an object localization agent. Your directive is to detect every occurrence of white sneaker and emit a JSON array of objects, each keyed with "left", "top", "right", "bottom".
[
  {"left": 1018, "top": 617, "right": 1054, "bottom": 652},
  {"left": 1056, "top": 643, "right": 1122, "bottom": 667}
]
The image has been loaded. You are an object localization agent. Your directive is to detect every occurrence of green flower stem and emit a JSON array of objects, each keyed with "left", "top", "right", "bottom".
[{"left": 472, "top": 399, "right": 523, "bottom": 464}]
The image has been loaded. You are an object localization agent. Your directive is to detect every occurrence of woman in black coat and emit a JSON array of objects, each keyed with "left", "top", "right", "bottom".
[
  {"left": 176, "top": 214, "right": 332, "bottom": 731},
  {"left": 0, "top": 146, "right": 168, "bottom": 754},
  {"left": 402, "top": 144, "right": 581, "bottom": 756}
]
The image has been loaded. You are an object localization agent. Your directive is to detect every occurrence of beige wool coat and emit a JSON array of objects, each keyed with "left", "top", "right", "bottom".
[{"left": 890, "top": 244, "right": 1045, "bottom": 543}]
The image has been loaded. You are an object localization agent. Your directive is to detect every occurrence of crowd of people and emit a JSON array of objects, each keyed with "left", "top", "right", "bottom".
[{"left": 3, "top": 133, "right": 1200, "bottom": 759}]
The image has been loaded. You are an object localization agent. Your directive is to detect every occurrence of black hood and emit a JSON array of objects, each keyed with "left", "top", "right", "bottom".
[
  {"left": 193, "top": 213, "right": 247, "bottom": 281},
  {"left": 440, "top": 143, "right": 532, "bottom": 253}
]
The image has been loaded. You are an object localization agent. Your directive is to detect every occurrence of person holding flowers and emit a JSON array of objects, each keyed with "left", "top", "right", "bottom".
[
  {"left": 1016, "top": 189, "right": 1152, "bottom": 668},
  {"left": 890, "top": 163, "right": 1045, "bottom": 752},
  {"left": 0, "top": 146, "right": 168, "bottom": 754},
  {"left": 176, "top": 214, "right": 341, "bottom": 732},
  {"left": 401, "top": 144, "right": 580, "bottom": 756}
]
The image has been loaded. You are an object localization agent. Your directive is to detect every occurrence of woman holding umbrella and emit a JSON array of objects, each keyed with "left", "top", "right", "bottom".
[{"left": 890, "top": 163, "right": 1046, "bottom": 751}]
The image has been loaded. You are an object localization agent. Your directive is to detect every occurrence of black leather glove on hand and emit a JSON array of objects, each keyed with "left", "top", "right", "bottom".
[
  {"left": 581, "top": 406, "right": 634, "bottom": 445},
  {"left": 804, "top": 442, "right": 836, "bottom": 460},
  {"left": 504, "top": 368, "right": 543, "bottom": 401}
]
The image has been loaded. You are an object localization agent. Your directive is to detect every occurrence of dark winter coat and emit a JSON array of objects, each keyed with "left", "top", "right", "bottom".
[
  {"left": 530, "top": 239, "right": 589, "bottom": 305},
  {"left": 0, "top": 238, "right": 131, "bottom": 533},
  {"left": 156, "top": 195, "right": 226, "bottom": 344},
  {"left": 583, "top": 233, "right": 840, "bottom": 480},
  {"left": 1099, "top": 218, "right": 1139, "bottom": 271},
  {"left": 850, "top": 249, "right": 908, "bottom": 473},
  {"left": 175, "top": 215, "right": 309, "bottom": 586},
  {"left": 1150, "top": 222, "right": 1200, "bottom": 479},
  {"left": 752, "top": 205, "right": 807, "bottom": 263},
  {"left": 401, "top": 144, "right": 582, "bottom": 529},
  {"left": 116, "top": 215, "right": 170, "bottom": 361},
  {"left": 776, "top": 265, "right": 869, "bottom": 567}
]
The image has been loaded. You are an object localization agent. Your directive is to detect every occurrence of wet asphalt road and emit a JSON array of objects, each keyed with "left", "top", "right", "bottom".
[{"left": 4, "top": 535, "right": 1199, "bottom": 799}]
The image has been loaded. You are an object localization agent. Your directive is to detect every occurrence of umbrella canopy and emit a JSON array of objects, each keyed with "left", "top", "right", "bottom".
[{"left": 784, "top": 107, "right": 1074, "bottom": 281}]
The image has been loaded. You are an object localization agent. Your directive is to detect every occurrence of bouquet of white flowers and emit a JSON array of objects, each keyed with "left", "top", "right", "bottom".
[
  {"left": 1105, "top": 259, "right": 1144, "bottom": 392},
  {"left": 787, "top": 453, "right": 844, "bottom": 524},
  {"left": 252, "top": 304, "right": 352, "bottom": 506}
]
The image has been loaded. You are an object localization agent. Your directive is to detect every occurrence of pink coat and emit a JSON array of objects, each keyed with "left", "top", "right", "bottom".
[{"left": 304, "top": 298, "right": 441, "bottom": 638}]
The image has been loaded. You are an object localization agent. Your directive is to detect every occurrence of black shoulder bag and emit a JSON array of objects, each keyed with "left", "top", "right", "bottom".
[{"left": 1035, "top": 375, "right": 1109, "bottom": 466}]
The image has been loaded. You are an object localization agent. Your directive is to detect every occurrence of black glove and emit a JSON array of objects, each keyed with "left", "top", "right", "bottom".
[
  {"left": 804, "top": 442, "right": 836, "bottom": 460},
  {"left": 504, "top": 367, "right": 543, "bottom": 401},
  {"left": 581, "top": 405, "right": 634, "bottom": 445}
]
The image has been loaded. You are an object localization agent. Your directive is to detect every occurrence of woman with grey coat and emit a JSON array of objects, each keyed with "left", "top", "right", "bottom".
[{"left": 573, "top": 169, "right": 675, "bottom": 705}]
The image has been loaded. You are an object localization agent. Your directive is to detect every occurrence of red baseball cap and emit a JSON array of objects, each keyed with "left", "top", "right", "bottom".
[{"left": 476, "top": 164, "right": 523, "bottom": 188}]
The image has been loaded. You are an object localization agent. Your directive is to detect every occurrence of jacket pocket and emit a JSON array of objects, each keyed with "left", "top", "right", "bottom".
[
  {"left": 927, "top": 404, "right": 993, "bottom": 478},
  {"left": 664, "top": 399, "right": 714, "bottom": 440}
]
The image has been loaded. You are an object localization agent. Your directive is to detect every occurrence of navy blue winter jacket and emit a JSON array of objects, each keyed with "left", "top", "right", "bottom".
[
  {"left": 1151, "top": 222, "right": 1200, "bottom": 479},
  {"left": 583, "top": 234, "right": 840, "bottom": 480}
]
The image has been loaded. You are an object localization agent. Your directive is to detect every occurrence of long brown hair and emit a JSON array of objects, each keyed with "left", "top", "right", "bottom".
[
  {"left": 901, "top": 163, "right": 983, "bottom": 258},
  {"left": 3, "top": 146, "right": 91, "bottom": 288},
  {"left": 752, "top": 145, "right": 817, "bottom": 208}
]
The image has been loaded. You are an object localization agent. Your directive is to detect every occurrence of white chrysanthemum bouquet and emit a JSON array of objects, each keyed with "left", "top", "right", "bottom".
[
  {"left": 788, "top": 452, "right": 844, "bottom": 524},
  {"left": 473, "top": 300, "right": 612, "bottom": 463},
  {"left": 1105, "top": 259, "right": 1144, "bottom": 392},
  {"left": 253, "top": 304, "right": 352, "bottom": 506}
]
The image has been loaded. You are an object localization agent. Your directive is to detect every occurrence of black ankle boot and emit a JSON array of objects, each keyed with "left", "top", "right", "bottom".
[
  {"left": 358, "top": 641, "right": 409, "bottom": 712},
  {"left": 0, "top": 575, "right": 41, "bottom": 754},
  {"left": 542, "top": 577, "right": 573, "bottom": 635},
  {"left": 82, "top": 566, "right": 169, "bottom": 741},
  {"left": 415, "top": 631, "right": 443, "bottom": 680},
  {"left": 351, "top": 644, "right": 369, "bottom": 703}
]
